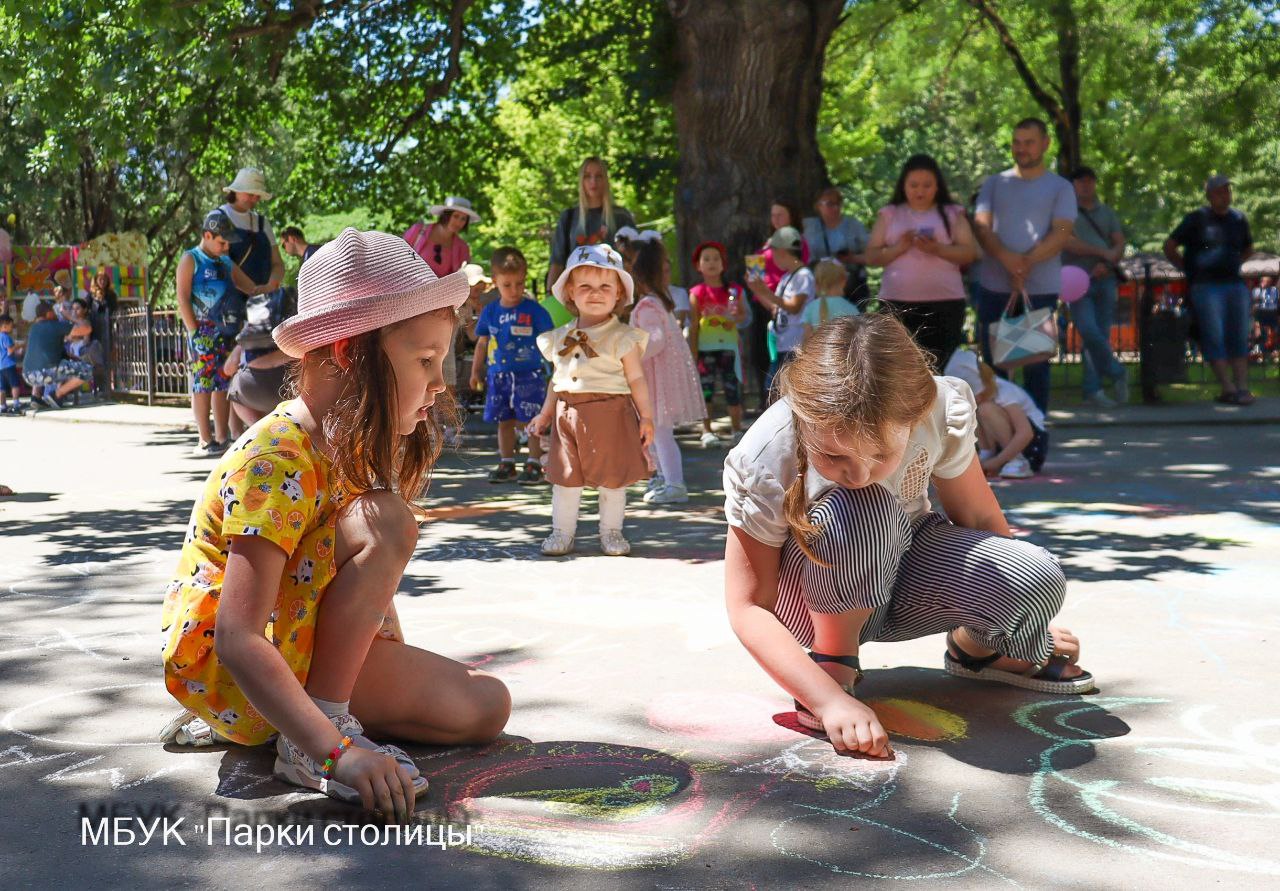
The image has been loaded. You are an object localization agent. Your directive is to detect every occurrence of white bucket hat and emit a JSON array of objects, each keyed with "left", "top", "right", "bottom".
[
  {"left": 637, "top": 229, "right": 663, "bottom": 243},
  {"left": 551, "top": 243, "right": 635, "bottom": 306},
  {"left": 428, "top": 196, "right": 481, "bottom": 223},
  {"left": 273, "top": 228, "right": 470, "bottom": 359},
  {"left": 224, "top": 167, "right": 273, "bottom": 200}
]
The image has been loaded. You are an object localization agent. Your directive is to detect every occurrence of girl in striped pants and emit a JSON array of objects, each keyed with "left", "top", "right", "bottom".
[{"left": 723, "top": 314, "right": 1092, "bottom": 759}]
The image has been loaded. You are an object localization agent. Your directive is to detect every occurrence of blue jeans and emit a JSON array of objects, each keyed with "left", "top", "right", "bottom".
[
  {"left": 1071, "top": 276, "right": 1126, "bottom": 396},
  {"left": 974, "top": 285, "right": 1057, "bottom": 414},
  {"left": 1188, "top": 281, "right": 1250, "bottom": 361}
]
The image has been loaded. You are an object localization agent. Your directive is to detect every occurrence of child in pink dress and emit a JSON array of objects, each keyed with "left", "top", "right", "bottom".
[{"left": 629, "top": 240, "right": 705, "bottom": 504}]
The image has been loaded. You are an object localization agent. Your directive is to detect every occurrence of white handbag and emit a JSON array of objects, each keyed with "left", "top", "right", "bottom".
[{"left": 989, "top": 290, "right": 1057, "bottom": 370}]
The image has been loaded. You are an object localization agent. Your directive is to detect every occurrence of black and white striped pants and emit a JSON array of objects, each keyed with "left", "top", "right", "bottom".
[{"left": 775, "top": 484, "right": 1066, "bottom": 663}]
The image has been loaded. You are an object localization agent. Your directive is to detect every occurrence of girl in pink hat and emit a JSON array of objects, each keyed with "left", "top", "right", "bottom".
[
  {"left": 159, "top": 228, "right": 511, "bottom": 817},
  {"left": 528, "top": 243, "right": 655, "bottom": 557}
]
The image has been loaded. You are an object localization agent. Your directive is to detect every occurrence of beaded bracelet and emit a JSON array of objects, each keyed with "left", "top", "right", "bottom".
[{"left": 321, "top": 736, "right": 353, "bottom": 779}]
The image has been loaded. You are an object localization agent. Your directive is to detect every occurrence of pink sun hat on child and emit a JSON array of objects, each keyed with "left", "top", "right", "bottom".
[
  {"left": 273, "top": 227, "right": 470, "bottom": 358},
  {"left": 551, "top": 243, "right": 636, "bottom": 306}
]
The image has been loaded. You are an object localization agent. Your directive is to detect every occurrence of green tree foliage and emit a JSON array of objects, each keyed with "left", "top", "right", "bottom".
[{"left": 820, "top": 0, "right": 1280, "bottom": 249}]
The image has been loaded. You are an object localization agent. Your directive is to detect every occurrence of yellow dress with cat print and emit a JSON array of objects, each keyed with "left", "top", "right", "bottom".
[{"left": 161, "top": 403, "right": 349, "bottom": 745}]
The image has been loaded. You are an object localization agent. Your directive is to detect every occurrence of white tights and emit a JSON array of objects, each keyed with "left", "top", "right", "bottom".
[
  {"left": 649, "top": 424, "right": 684, "bottom": 487},
  {"left": 551, "top": 484, "right": 626, "bottom": 537}
]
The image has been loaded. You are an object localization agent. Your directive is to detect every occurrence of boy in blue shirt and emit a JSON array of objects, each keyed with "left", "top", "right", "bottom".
[
  {"left": 470, "top": 247, "right": 555, "bottom": 484},
  {"left": 0, "top": 314, "right": 25, "bottom": 414}
]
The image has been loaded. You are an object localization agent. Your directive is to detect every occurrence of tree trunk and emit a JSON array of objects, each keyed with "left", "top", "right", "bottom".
[
  {"left": 1052, "top": 0, "right": 1081, "bottom": 175},
  {"left": 667, "top": 0, "right": 844, "bottom": 281}
]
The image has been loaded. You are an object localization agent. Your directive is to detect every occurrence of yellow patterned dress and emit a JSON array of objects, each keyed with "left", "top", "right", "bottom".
[{"left": 161, "top": 402, "right": 349, "bottom": 745}]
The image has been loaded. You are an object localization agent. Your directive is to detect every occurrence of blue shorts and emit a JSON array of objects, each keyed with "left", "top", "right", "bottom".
[
  {"left": 484, "top": 368, "right": 546, "bottom": 423},
  {"left": 0, "top": 366, "right": 21, "bottom": 391}
]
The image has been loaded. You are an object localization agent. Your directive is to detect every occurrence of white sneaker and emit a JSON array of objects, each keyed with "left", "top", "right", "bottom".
[
  {"left": 599, "top": 529, "right": 631, "bottom": 556},
  {"left": 1086, "top": 391, "right": 1117, "bottom": 408},
  {"left": 699, "top": 431, "right": 722, "bottom": 448},
  {"left": 644, "top": 483, "right": 689, "bottom": 504},
  {"left": 999, "top": 456, "right": 1034, "bottom": 479},
  {"left": 541, "top": 530, "right": 575, "bottom": 556},
  {"left": 643, "top": 472, "right": 665, "bottom": 497}
]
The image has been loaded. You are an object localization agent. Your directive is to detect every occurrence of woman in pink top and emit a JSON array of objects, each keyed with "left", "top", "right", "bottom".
[
  {"left": 403, "top": 196, "right": 478, "bottom": 278},
  {"left": 866, "top": 155, "right": 978, "bottom": 371}
]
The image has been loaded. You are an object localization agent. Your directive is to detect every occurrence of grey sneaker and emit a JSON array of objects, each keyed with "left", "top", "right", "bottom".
[
  {"left": 1085, "top": 391, "right": 1117, "bottom": 409},
  {"left": 644, "top": 483, "right": 689, "bottom": 505},
  {"left": 1112, "top": 368, "right": 1129, "bottom": 404}
]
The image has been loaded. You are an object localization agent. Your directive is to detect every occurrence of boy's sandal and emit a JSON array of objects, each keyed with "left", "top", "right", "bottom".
[
  {"left": 794, "top": 652, "right": 863, "bottom": 732},
  {"left": 1234, "top": 390, "right": 1256, "bottom": 406},
  {"left": 1215, "top": 391, "right": 1241, "bottom": 405},
  {"left": 943, "top": 631, "right": 1095, "bottom": 695}
]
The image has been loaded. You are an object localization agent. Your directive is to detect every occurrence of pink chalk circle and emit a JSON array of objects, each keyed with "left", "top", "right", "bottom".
[
  {"left": 646, "top": 691, "right": 795, "bottom": 742},
  {"left": 1060, "top": 265, "right": 1091, "bottom": 304}
]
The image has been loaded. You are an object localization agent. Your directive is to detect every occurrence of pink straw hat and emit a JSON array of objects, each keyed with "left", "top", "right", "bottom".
[{"left": 273, "top": 227, "right": 470, "bottom": 358}]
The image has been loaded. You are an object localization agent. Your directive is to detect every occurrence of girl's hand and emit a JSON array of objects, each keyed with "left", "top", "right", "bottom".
[
  {"left": 747, "top": 278, "right": 771, "bottom": 298},
  {"left": 818, "top": 695, "right": 891, "bottom": 758},
  {"left": 526, "top": 412, "right": 551, "bottom": 437},
  {"left": 469, "top": 374, "right": 483, "bottom": 392},
  {"left": 1049, "top": 624, "right": 1081, "bottom": 663},
  {"left": 638, "top": 417, "right": 654, "bottom": 448},
  {"left": 913, "top": 232, "right": 941, "bottom": 255},
  {"left": 980, "top": 457, "right": 1004, "bottom": 476},
  {"left": 332, "top": 745, "right": 420, "bottom": 822}
]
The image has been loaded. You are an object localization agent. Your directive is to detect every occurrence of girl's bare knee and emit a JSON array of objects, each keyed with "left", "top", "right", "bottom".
[{"left": 464, "top": 673, "right": 512, "bottom": 742}]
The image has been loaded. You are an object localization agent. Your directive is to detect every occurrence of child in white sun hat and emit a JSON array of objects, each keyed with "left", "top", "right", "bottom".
[
  {"left": 528, "top": 243, "right": 655, "bottom": 556},
  {"left": 159, "top": 228, "right": 511, "bottom": 817}
]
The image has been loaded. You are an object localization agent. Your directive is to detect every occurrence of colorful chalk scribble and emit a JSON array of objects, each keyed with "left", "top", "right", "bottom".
[{"left": 1020, "top": 697, "right": 1280, "bottom": 876}]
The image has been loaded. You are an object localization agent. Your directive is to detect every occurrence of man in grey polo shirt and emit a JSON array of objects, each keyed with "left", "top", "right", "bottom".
[{"left": 973, "top": 117, "right": 1077, "bottom": 413}]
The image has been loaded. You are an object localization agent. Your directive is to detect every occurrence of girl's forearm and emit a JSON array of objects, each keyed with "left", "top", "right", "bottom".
[
  {"left": 627, "top": 373, "right": 653, "bottom": 421},
  {"left": 728, "top": 602, "right": 850, "bottom": 713},
  {"left": 216, "top": 631, "right": 342, "bottom": 762}
]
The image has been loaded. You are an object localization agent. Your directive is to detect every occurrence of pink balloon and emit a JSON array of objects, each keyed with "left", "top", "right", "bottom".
[{"left": 1060, "top": 264, "right": 1091, "bottom": 304}]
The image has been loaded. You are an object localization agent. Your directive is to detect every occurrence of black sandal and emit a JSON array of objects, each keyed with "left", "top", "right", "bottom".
[
  {"left": 943, "top": 631, "right": 1095, "bottom": 694},
  {"left": 794, "top": 652, "right": 863, "bottom": 731}
]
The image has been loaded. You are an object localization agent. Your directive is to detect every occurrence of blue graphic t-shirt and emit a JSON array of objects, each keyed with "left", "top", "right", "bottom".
[
  {"left": 477, "top": 297, "right": 555, "bottom": 373},
  {"left": 186, "top": 246, "right": 235, "bottom": 322},
  {"left": 0, "top": 332, "right": 15, "bottom": 370}
]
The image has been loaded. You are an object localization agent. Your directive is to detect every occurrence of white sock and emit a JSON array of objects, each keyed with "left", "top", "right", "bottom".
[
  {"left": 551, "top": 485, "right": 582, "bottom": 537},
  {"left": 599, "top": 486, "right": 626, "bottom": 533},
  {"left": 652, "top": 425, "right": 684, "bottom": 488},
  {"left": 309, "top": 695, "right": 349, "bottom": 718}
]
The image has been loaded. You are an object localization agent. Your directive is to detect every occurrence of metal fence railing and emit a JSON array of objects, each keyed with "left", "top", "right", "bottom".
[{"left": 109, "top": 306, "right": 190, "bottom": 404}]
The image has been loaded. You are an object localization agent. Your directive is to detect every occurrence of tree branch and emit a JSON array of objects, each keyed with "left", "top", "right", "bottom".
[
  {"left": 368, "top": 0, "right": 476, "bottom": 166},
  {"left": 965, "top": 0, "right": 1064, "bottom": 124}
]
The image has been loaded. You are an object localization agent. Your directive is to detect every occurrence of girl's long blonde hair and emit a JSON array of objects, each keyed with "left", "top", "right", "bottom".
[
  {"left": 288, "top": 308, "right": 457, "bottom": 513},
  {"left": 778, "top": 314, "right": 937, "bottom": 561},
  {"left": 576, "top": 157, "right": 616, "bottom": 239}
]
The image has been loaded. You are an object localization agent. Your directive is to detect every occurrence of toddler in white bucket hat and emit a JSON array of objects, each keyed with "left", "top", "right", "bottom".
[
  {"left": 160, "top": 227, "right": 510, "bottom": 812},
  {"left": 529, "top": 243, "right": 654, "bottom": 557}
]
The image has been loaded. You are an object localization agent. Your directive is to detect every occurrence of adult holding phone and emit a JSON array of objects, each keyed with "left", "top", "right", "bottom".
[
  {"left": 866, "top": 154, "right": 978, "bottom": 372},
  {"left": 803, "top": 187, "right": 870, "bottom": 309}
]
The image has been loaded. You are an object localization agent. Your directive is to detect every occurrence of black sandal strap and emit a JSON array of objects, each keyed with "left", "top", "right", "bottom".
[
  {"left": 808, "top": 651, "right": 864, "bottom": 685},
  {"left": 808, "top": 652, "right": 861, "bottom": 671},
  {"left": 945, "top": 632, "right": 1004, "bottom": 672}
]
